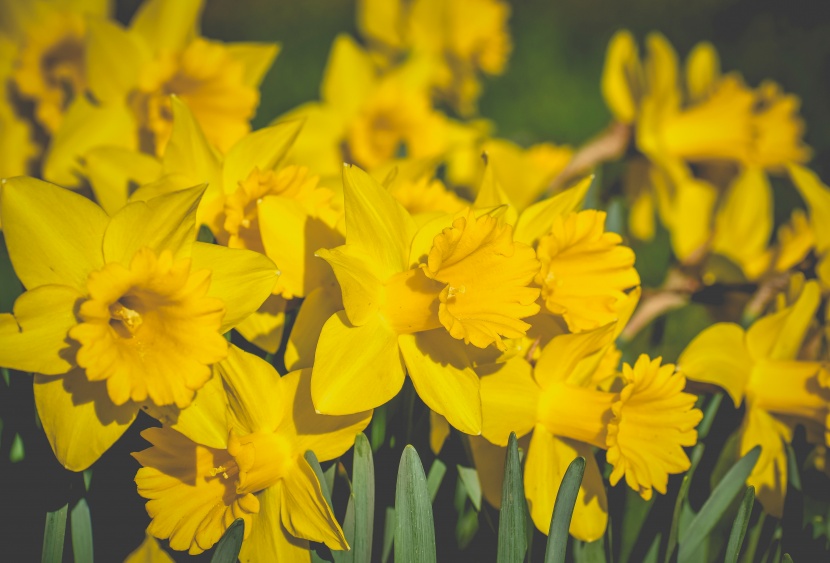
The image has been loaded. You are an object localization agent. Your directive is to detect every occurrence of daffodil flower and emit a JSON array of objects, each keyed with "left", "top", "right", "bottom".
[
  {"left": 480, "top": 325, "right": 701, "bottom": 540},
  {"left": 678, "top": 279, "right": 829, "bottom": 516},
  {"left": 134, "top": 345, "right": 370, "bottom": 559},
  {"left": 0, "top": 178, "right": 277, "bottom": 470},
  {"left": 789, "top": 164, "right": 830, "bottom": 287},
  {"left": 311, "top": 164, "right": 540, "bottom": 435}
]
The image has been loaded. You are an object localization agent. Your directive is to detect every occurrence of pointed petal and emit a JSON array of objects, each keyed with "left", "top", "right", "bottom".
[
  {"left": 399, "top": 331, "right": 482, "bottom": 435},
  {"left": 0, "top": 285, "right": 82, "bottom": 375},
  {"left": 1, "top": 177, "right": 108, "bottom": 290},
  {"left": 130, "top": 0, "right": 202, "bottom": 54},
  {"left": 513, "top": 175, "right": 591, "bottom": 246},
  {"left": 85, "top": 18, "right": 150, "bottom": 103},
  {"left": 124, "top": 534, "right": 176, "bottom": 563},
  {"left": 280, "top": 459, "right": 349, "bottom": 550},
  {"left": 190, "top": 242, "right": 278, "bottom": 332},
  {"left": 279, "top": 369, "right": 371, "bottom": 461},
  {"left": 534, "top": 324, "right": 616, "bottom": 389},
  {"left": 316, "top": 245, "right": 382, "bottom": 327},
  {"left": 312, "top": 311, "right": 405, "bottom": 415},
  {"left": 321, "top": 34, "right": 376, "bottom": 115},
  {"left": 789, "top": 164, "right": 830, "bottom": 254},
  {"left": 216, "top": 344, "right": 285, "bottom": 434},
  {"left": 104, "top": 185, "right": 203, "bottom": 264},
  {"left": 740, "top": 407, "right": 791, "bottom": 517},
  {"left": 235, "top": 294, "right": 286, "bottom": 354},
  {"left": 685, "top": 42, "right": 720, "bottom": 101},
  {"left": 239, "top": 485, "right": 310, "bottom": 563},
  {"left": 479, "top": 356, "right": 539, "bottom": 445},
  {"left": 34, "top": 371, "right": 137, "bottom": 471},
  {"left": 746, "top": 280, "right": 820, "bottom": 362},
  {"left": 285, "top": 287, "right": 342, "bottom": 371},
  {"left": 85, "top": 147, "right": 163, "bottom": 215},
  {"left": 163, "top": 97, "right": 222, "bottom": 193},
  {"left": 225, "top": 43, "right": 281, "bottom": 88},
  {"left": 677, "top": 323, "right": 752, "bottom": 407},
  {"left": 601, "top": 30, "right": 641, "bottom": 124},
  {"left": 223, "top": 121, "right": 302, "bottom": 191},
  {"left": 356, "top": 0, "right": 404, "bottom": 50},
  {"left": 430, "top": 411, "right": 450, "bottom": 454},
  {"left": 342, "top": 164, "right": 414, "bottom": 278},
  {"left": 524, "top": 426, "right": 608, "bottom": 541}
]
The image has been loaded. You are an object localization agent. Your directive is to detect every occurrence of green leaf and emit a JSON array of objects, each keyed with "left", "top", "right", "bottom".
[
  {"left": 678, "top": 446, "right": 761, "bottom": 563},
  {"left": 545, "top": 456, "right": 586, "bottom": 563},
  {"left": 457, "top": 465, "right": 482, "bottom": 512},
  {"left": 497, "top": 432, "right": 527, "bottom": 563},
  {"left": 305, "top": 450, "right": 334, "bottom": 509},
  {"left": 619, "top": 488, "right": 654, "bottom": 563},
  {"left": 725, "top": 486, "right": 755, "bottom": 563},
  {"left": 427, "top": 458, "right": 447, "bottom": 504},
  {"left": 697, "top": 393, "right": 723, "bottom": 440},
  {"left": 10, "top": 432, "right": 24, "bottom": 462},
  {"left": 382, "top": 507, "right": 395, "bottom": 563},
  {"left": 347, "top": 433, "right": 374, "bottom": 563},
  {"left": 371, "top": 404, "right": 387, "bottom": 452},
  {"left": 70, "top": 499, "right": 93, "bottom": 563},
  {"left": 210, "top": 518, "right": 244, "bottom": 563},
  {"left": 455, "top": 505, "right": 479, "bottom": 550},
  {"left": 574, "top": 539, "right": 607, "bottom": 563},
  {"left": 666, "top": 443, "right": 703, "bottom": 563},
  {"left": 42, "top": 503, "right": 68, "bottom": 563},
  {"left": 782, "top": 555, "right": 793, "bottom": 563},
  {"left": 395, "top": 445, "right": 436, "bottom": 563}
]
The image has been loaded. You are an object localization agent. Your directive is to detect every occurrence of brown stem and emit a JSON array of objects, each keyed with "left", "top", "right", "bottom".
[{"left": 547, "top": 121, "right": 631, "bottom": 193}]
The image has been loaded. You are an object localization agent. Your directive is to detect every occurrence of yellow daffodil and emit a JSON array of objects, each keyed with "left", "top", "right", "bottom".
[
  {"left": 678, "top": 280, "right": 829, "bottom": 515},
  {"left": 43, "top": 0, "right": 277, "bottom": 185},
  {"left": 358, "top": 0, "right": 511, "bottom": 116},
  {"left": 134, "top": 345, "right": 370, "bottom": 559},
  {"left": 0, "top": 178, "right": 277, "bottom": 470},
  {"left": 789, "top": 164, "right": 830, "bottom": 287},
  {"left": 480, "top": 324, "right": 701, "bottom": 540},
  {"left": 311, "top": 164, "right": 540, "bottom": 435}
]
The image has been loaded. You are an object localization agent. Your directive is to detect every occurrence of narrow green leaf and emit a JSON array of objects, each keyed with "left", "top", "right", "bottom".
[
  {"left": 457, "top": 465, "right": 482, "bottom": 511},
  {"left": 697, "top": 393, "right": 723, "bottom": 440},
  {"left": 666, "top": 443, "right": 703, "bottom": 563},
  {"left": 82, "top": 469, "right": 93, "bottom": 492},
  {"left": 371, "top": 404, "right": 387, "bottom": 452},
  {"left": 395, "top": 445, "right": 436, "bottom": 563},
  {"left": 574, "top": 539, "right": 607, "bottom": 563},
  {"left": 455, "top": 505, "right": 479, "bottom": 550},
  {"left": 497, "top": 432, "right": 527, "bottom": 563},
  {"left": 350, "top": 433, "right": 374, "bottom": 563},
  {"left": 342, "top": 494, "right": 356, "bottom": 563},
  {"left": 197, "top": 224, "right": 215, "bottom": 243},
  {"left": 782, "top": 555, "right": 793, "bottom": 563},
  {"left": 210, "top": 519, "right": 244, "bottom": 563},
  {"left": 324, "top": 461, "right": 337, "bottom": 499},
  {"left": 305, "top": 450, "right": 334, "bottom": 508},
  {"left": 10, "top": 432, "right": 24, "bottom": 462},
  {"left": 678, "top": 446, "right": 761, "bottom": 563},
  {"left": 427, "top": 458, "right": 447, "bottom": 504},
  {"left": 725, "top": 486, "right": 755, "bottom": 563},
  {"left": 42, "top": 504, "right": 68, "bottom": 563},
  {"left": 70, "top": 499, "right": 93, "bottom": 563},
  {"left": 619, "top": 488, "right": 654, "bottom": 563},
  {"left": 545, "top": 456, "right": 586, "bottom": 563},
  {"left": 382, "top": 507, "right": 395, "bottom": 563}
]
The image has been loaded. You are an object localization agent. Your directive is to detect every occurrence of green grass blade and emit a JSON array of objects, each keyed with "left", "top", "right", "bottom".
[
  {"left": 395, "top": 445, "right": 436, "bottom": 563},
  {"left": 382, "top": 507, "right": 395, "bottom": 563},
  {"left": 665, "top": 443, "right": 703, "bottom": 563},
  {"left": 497, "top": 432, "right": 527, "bottom": 563},
  {"left": 725, "top": 486, "right": 755, "bottom": 563},
  {"left": 351, "top": 433, "right": 374, "bottom": 563},
  {"left": 545, "top": 456, "right": 586, "bottom": 563},
  {"left": 210, "top": 518, "right": 244, "bottom": 563},
  {"left": 70, "top": 499, "right": 93, "bottom": 563},
  {"left": 304, "top": 450, "right": 334, "bottom": 508},
  {"left": 427, "top": 458, "right": 447, "bottom": 503},
  {"left": 678, "top": 446, "right": 761, "bottom": 563},
  {"left": 457, "top": 465, "right": 482, "bottom": 512},
  {"left": 42, "top": 503, "right": 68, "bottom": 563},
  {"left": 781, "top": 555, "right": 793, "bottom": 563}
]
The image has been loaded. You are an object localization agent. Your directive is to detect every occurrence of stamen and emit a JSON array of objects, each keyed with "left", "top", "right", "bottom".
[
  {"left": 446, "top": 285, "right": 466, "bottom": 299},
  {"left": 210, "top": 465, "right": 229, "bottom": 479},
  {"left": 109, "top": 301, "right": 143, "bottom": 334}
]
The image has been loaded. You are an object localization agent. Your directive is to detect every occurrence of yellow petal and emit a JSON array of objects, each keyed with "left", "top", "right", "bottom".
[
  {"left": 1, "top": 176, "right": 108, "bottom": 290},
  {"left": 285, "top": 286, "right": 342, "bottom": 371},
  {"left": 685, "top": 42, "right": 720, "bottom": 102},
  {"left": 216, "top": 344, "right": 285, "bottom": 434},
  {"left": 740, "top": 406, "right": 792, "bottom": 517},
  {"left": 104, "top": 185, "right": 204, "bottom": 265},
  {"left": 278, "top": 368, "right": 372, "bottom": 462},
  {"left": 601, "top": 30, "right": 641, "bottom": 123},
  {"left": 225, "top": 42, "right": 281, "bottom": 88},
  {"left": 479, "top": 356, "right": 539, "bottom": 446},
  {"left": 316, "top": 245, "right": 383, "bottom": 327},
  {"left": 789, "top": 164, "right": 830, "bottom": 254},
  {"left": 223, "top": 120, "right": 302, "bottom": 192},
  {"left": 85, "top": 18, "right": 149, "bottom": 103},
  {"left": 239, "top": 485, "right": 311, "bottom": 563},
  {"left": 235, "top": 295, "right": 286, "bottom": 355},
  {"left": 190, "top": 242, "right": 279, "bottom": 332},
  {"left": 430, "top": 411, "right": 450, "bottom": 454},
  {"left": 0, "top": 285, "right": 82, "bottom": 375},
  {"left": 677, "top": 323, "right": 752, "bottom": 407},
  {"left": 312, "top": 311, "right": 405, "bottom": 415},
  {"left": 130, "top": 0, "right": 202, "bottom": 54},
  {"left": 524, "top": 426, "right": 608, "bottom": 541},
  {"left": 746, "top": 280, "right": 820, "bottom": 362},
  {"left": 356, "top": 0, "right": 404, "bottom": 50},
  {"left": 342, "top": 164, "right": 414, "bottom": 278},
  {"left": 34, "top": 370, "right": 137, "bottom": 471},
  {"left": 534, "top": 323, "right": 616, "bottom": 389},
  {"left": 163, "top": 97, "right": 222, "bottom": 194},
  {"left": 84, "top": 147, "right": 163, "bottom": 215},
  {"left": 469, "top": 435, "right": 507, "bottom": 509},
  {"left": 399, "top": 331, "right": 482, "bottom": 435},
  {"left": 644, "top": 32, "right": 679, "bottom": 104},
  {"left": 124, "top": 534, "right": 176, "bottom": 563},
  {"left": 513, "top": 175, "right": 591, "bottom": 246},
  {"left": 280, "top": 459, "right": 349, "bottom": 551},
  {"left": 322, "top": 34, "right": 376, "bottom": 116},
  {"left": 665, "top": 172, "right": 718, "bottom": 262}
]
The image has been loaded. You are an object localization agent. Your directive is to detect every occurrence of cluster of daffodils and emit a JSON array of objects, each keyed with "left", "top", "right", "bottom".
[{"left": 0, "top": 0, "right": 828, "bottom": 559}]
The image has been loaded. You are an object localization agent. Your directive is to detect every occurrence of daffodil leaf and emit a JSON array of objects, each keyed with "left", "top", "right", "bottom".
[
  {"left": 209, "top": 518, "right": 244, "bottom": 563},
  {"left": 497, "top": 432, "right": 527, "bottom": 563},
  {"left": 619, "top": 487, "right": 655, "bottom": 563},
  {"left": 370, "top": 404, "right": 387, "bottom": 452},
  {"left": 573, "top": 538, "right": 607, "bottom": 563},
  {"left": 678, "top": 446, "right": 761, "bottom": 563},
  {"left": 395, "top": 445, "right": 437, "bottom": 563},
  {"left": 70, "top": 499, "right": 93, "bottom": 563},
  {"left": 457, "top": 465, "right": 482, "bottom": 512},
  {"left": 724, "top": 486, "right": 755, "bottom": 563},
  {"left": 545, "top": 456, "right": 586, "bottom": 563},
  {"left": 782, "top": 554, "right": 793, "bottom": 563},
  {"left": 666, "top": 442, "right": 704, "bottom": 563},
  {"left": 382, "top": 507, "right": 395, "bottom": 563},
  {"left": 304, "top": 450, "right": 334, "bottom": 510},
  {"left": 42, "top": 503, "right": 68, "bottom": 563},
  {"left": 455, "top": 506, "right": 479, "bottom": 551},
  {"left": 346, "top": 433, "right": 374, "bottom": 563},
  {"left": 426, "top": 458, "right": 447, "bottom": 503}
]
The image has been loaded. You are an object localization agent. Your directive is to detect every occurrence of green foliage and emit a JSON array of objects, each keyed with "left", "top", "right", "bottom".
[
  {"left": 545, "top": 457, "right": 586, "bottom": 563},
  {"left": 41, "top": 503, "right": 67, "bottom": 563},
  {"left": 209, "top": 519, "right": 244, "bottom": 563},
  {"left": 497, "top": 433, "right": 528, "bottom": 563},
  {"left": 394, "top": 445, "right": 437, "bottom": 563},
  {"left": 70, "top": 499, "right": 94, "bottom": 563}
]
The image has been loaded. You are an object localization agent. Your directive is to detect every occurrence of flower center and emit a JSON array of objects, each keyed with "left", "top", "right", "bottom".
[
  {"left": 227, "top": 431, "right": 294, "bottom": 496},
  {"left": 70, "top": 247, "right": 228, "bottom": 408}
]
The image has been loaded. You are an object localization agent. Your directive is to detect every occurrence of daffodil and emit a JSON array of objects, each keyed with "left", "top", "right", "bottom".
[
  {"left": 789, "top": 164, "right": 830, "bottom": 288},
  {"left": 311, "top": 164, "right": 540, "bottom": 435},
  {"left": 134, "top": 345, "right": 370, "bottom": 559},
  {"left": 677, "top": 280, "right": 829, "bottom": 515},
  {"left": 480, "top": 324, "right": 701, "bottom": 540},
  {"left": 0, "top": 178, "right": 277, "bottom": 470},
  {"left": 43, "top": 0, "right": 278, "bottom": 185},
  {"left": 358, "top": 0, "right": 512, "bottom": 116}
]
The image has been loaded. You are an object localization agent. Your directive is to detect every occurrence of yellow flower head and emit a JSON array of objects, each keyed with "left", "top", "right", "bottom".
[
  {"left": 0, "top": 178, "right": 277, "bottom": 470},
  {"left": 536, "top": 209, "right": 640, "bottom": 332},
  {"left": 134, "top": 346, "right": 370, "bottom": 557},
  {"left": 479, "top": 324, "right": 701, "bottom": 540}
]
